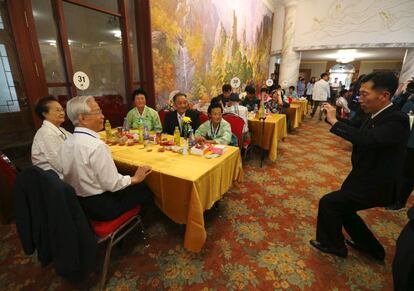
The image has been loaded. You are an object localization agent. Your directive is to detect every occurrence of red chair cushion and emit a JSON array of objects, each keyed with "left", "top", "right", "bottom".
[
  {"left": 0, "top": 153, "right": 17, "bottom": 223},
  {"left": 199, "top": 113, "right": 209, "bottom": 124},
  {"left": 223, "top": 114, "right": 245, "bottom": 147},
  {"left": 243, "top": 136, "right": 252, "bottom": 148},
  {"left": 158, "top": 110, "right": 167, "bottom": 127},
  {"left": 0, "top": 155, "right": 17, "bottom": 187},
  {"left": 90, "top": 206, "right": 140, "bottom": 238},
  {"left": 98, "top": 95, "right": 128, "bottom": 127}
]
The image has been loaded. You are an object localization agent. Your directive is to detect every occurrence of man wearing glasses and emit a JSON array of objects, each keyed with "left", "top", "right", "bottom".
[{"left": 59, "top": 96, "right": 153, "bottom": 221}]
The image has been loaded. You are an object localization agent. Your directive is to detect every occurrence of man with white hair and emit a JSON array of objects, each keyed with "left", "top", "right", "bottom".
[{"left": 59, "top": 96, "right": 153, "bottom": 221}]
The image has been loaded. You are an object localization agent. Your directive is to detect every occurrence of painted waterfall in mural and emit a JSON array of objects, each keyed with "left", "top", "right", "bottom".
[{"left": 150, "top": 0, "right": 273, "bottom": 108}]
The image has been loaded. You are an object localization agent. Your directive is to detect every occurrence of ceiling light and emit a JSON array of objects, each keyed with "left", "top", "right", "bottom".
[{"left": 336, "top": 57, "right": 354, "bottom": 63}]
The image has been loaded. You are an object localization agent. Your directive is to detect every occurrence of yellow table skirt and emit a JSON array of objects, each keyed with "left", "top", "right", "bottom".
[
  {"left": 105, "top": 141, "right": 243, "bottom": 252},
  {"left": 292, "top": 99, "right": 308, "bottom": 116},
  {"left": 285, "top": 104, "right": 300, "bottom": 128},
  {"left": 248, "top": 114, "right": 287, "bottom": 161}
]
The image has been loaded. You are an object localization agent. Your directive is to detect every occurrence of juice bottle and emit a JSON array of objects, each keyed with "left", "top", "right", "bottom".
[
  {"left": 174, "top": 126, "right": 181, "bottom": 146},
  {"left": 105, "top": 120, "right": 112, "bottom": 138}
]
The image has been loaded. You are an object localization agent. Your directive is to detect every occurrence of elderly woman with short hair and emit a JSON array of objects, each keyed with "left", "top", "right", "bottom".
[
  {"left": 126, "top": 88, "right": 162, "bottom": 131},
  {"left": 195, "top": 102, "right": 232, "bottom": 145},
  {"left": 31, "top": 95, "right": 72, "bottom": 177}
]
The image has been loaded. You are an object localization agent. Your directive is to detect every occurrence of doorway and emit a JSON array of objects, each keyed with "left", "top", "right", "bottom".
[{"left": 0, "top": 0, "right": 35, "bottom": 151}]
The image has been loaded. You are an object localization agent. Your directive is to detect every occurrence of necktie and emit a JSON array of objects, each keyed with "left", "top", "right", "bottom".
[
  {"left": 178, "top": 114, "right": 183, "bottom": 132},
  {"left": 360, "top": 116, "right": 373, "bottom": 130}
]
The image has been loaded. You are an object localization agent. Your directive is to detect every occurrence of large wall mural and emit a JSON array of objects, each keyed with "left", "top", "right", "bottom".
[
  {"left": 150, "top": 0, "right": 273, "bottom": 109},
  {"left": 294, "top": 0, "right": 414, "bottom": 50}
]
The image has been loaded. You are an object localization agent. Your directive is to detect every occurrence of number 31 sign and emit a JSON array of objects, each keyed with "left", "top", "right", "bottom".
[{"left": 73, "top": 71, "right": 90, "bottom": 91}]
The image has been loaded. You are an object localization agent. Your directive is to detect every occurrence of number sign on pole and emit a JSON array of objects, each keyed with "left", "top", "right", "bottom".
[{"left": 73, "top": 71, "right": 90, "bottom": 91}]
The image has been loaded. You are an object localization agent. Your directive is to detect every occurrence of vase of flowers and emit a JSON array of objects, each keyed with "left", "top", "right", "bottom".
[
  {"left": 182, "top": 116, "right": 192, "bottom": 139},
  {"left": 182, "top": 116, "right": 192, "bottom": 155}
]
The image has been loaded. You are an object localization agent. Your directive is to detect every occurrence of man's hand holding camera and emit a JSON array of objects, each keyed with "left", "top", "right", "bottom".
[{"left": 321, "top": 103, "right": 338, "bottom": 126}]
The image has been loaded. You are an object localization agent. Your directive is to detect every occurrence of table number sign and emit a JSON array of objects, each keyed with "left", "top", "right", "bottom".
[{"left": 73, "top": 71, "right": 90, "bottom": 91}]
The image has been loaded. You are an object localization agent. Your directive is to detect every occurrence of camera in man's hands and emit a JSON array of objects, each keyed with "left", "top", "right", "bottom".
[{"left": 406, "top": 78, "right": 414, "bottom": 94}]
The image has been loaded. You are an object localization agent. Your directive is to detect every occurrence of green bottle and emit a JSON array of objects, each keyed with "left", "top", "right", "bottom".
[{"left": 105, "top": 120, "right": 112, "bottom": 138}]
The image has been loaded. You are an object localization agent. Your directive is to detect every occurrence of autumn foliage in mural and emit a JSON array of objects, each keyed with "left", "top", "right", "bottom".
[{"left": 150, "top": 0, "right": 273, "bottom": 108}]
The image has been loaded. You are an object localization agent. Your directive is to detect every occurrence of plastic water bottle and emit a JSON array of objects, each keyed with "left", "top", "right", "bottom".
[
  {"left": 144, "top": 124, "right": 149, "bottom": 140},
  {"left": 253, "top": 104, "right": 258, "bottom": 113},
  {"left": 188, "top": 129, "right": 195, "bottom": 147},
  {"left": 182, "top": 138, "right": 188, "bottom": 155},
  {"left": 122, "top": 117, "right": 129, "bottom": 133}
]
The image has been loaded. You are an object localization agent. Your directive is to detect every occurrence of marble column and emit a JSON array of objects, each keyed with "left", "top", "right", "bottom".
[
  {"left": 278, "top": 0, "right": 301, "bottom": 90},
  {"left": 399, "top": 48, "right": 414, "bottom": 84}
]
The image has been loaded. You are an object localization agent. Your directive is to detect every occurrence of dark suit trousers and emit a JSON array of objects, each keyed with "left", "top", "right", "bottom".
[
  {"left": 316, "top": 190, "right": 384, "bottom": 254},
  {"left": 78, "top": 183, "right": 153, "bottom": 221},
  {"left": 311, "top": 101, "right": 323, "bottom": 119},
  {"left": 393, "top": 223, "right": 414, "bottom": 291},
  {"left": 396, "top": 148, "right": 414, "bottom": 206}
]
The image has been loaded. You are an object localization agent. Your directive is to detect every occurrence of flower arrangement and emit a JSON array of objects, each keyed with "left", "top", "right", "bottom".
[{"left": 182, "top": 116, "right": 192, "bottom": 138}]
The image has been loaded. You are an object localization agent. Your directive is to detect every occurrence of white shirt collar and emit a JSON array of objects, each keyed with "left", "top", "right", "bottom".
[
  {"left": 43, "top": 120, "right": 65, "bottom": 138},
  {"left": 371, "top": 103, "right": 393, "bottom": 119},
  {"left": 177, "top": 111, "right": 186, "bottom": 129},
  {"left": 73, "top": 127, "right": 100, "bottom": 138},
  {"left": 176, "top": 111, "right": 186, "bottom": 118},
  {"left": 135, "top": 106, "right": 146, "bottom": 117}
]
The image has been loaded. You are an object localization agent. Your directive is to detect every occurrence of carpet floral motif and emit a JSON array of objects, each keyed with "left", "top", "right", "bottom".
[{"left": 0, "top": 117, "right": 411, "bottom": 290}]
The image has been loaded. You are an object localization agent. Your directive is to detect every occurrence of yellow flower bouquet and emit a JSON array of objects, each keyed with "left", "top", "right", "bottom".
[{"left": 182, "top": 116, "right": 192, "bottom": 138}]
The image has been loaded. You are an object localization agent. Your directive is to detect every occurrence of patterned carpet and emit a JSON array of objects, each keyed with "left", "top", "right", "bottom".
[{"left": 0, "top": 116, "right": 411, "bottom": 290}]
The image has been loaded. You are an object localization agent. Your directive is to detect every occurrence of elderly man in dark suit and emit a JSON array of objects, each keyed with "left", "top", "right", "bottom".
[
  {"left": 163, "top": 92, "right": 200, "bottom": 136},
  {"left": 310, "top": 72, "right": 410, "bottom": 260}
]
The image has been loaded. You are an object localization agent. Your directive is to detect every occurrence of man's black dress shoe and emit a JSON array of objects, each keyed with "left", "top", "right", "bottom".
[
  {"left": 344, "top": 239, "right": 385, "bottom": 261},
  {"left": 309, "top": 240, "right": 347, "bottom": 258}
]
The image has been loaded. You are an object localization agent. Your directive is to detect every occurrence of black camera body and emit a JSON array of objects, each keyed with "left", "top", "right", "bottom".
[{"left": 406, "top": 80, "right": 414, "bottom": 95}]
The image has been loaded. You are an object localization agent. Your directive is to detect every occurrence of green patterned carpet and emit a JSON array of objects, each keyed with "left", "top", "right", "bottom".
[{"left": 0, "top": 118, "right": 411, "bottom": 290}]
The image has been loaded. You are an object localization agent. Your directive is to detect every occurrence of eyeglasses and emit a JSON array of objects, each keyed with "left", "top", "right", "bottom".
[
  {"left": 51, "top": 108, "right": 65, "bottom": 113},
  {"left": 84, "top": 109, "right": 103, "bottom": 115}
]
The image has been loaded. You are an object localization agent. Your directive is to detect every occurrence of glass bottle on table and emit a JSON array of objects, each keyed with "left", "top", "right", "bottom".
[
  {"left": 188, "top": 128, "right": 195, "bottom": 147},
  {"left": 258, "top": 101, "right": 265, "bottom": 119},
  {"left": 137, "top": 117, "right": 144, "bottom": 143},
  {"left": 122, "top": 117, "right": 129, "bottom": 133},
  {"left": 174, "top": 126, "right": 181, "bottom": 146},
  {"left": 105, "top": 119, "right": 112, "bottom": 139}
]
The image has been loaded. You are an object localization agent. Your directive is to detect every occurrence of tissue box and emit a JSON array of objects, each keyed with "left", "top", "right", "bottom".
[
  {"left": 191, "top": 145, "right": 209, "bottom": 156},
  {"left": 211, "top": 145, "right": 227, "bottom": 155}
]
